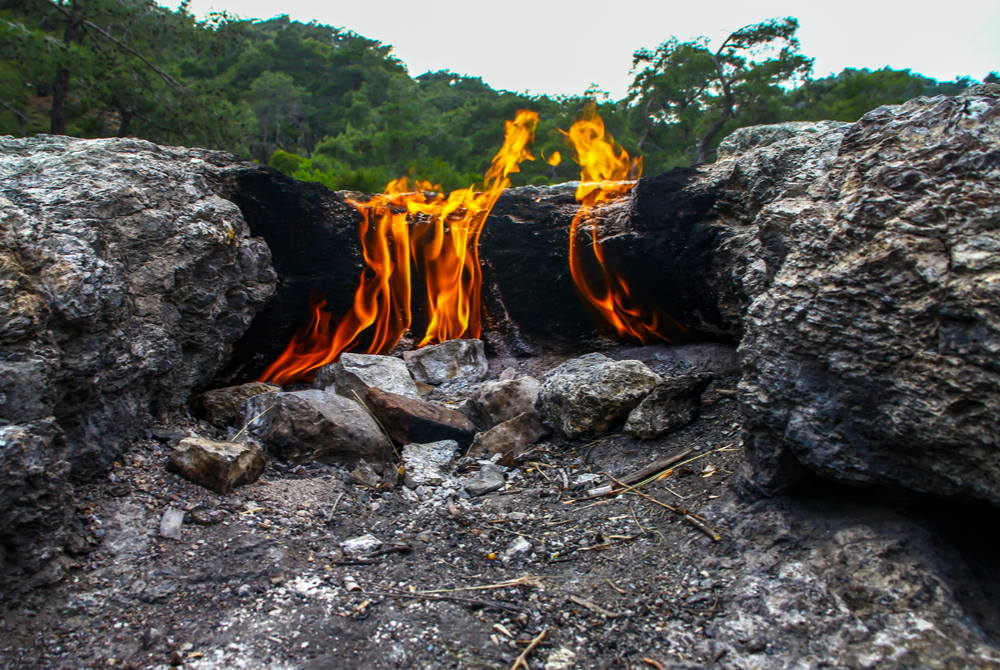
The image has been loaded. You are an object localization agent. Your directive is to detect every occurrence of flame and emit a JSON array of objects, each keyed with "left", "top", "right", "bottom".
[
  {"left": 563, "top": 106, "right": 680, "bottom": 343},
  {"left": 545, "top": 150, "right": 562, "bottom": 166},
  {"left": 258, "top": 111, "right": 538, "bottom": 384}
]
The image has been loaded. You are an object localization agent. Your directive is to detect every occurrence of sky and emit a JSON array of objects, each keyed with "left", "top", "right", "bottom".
[{"left": 181, "top": 0, "right": 1000, "bottom": 99}]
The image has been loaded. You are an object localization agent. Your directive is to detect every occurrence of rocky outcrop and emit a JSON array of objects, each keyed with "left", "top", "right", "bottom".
[
  {"left": 0, "top": 135, "right": 275, "bottom": 573},
  {"left": 709, "top": 90, "right": 1000, "bottom": 504}
]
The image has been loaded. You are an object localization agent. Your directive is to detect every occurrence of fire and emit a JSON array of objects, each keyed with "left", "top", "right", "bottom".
[
  {"left": 258, "top": 111, "right": 538, "bottom": 384},
  {"left": 563, "top": 106, "right": 681, "bottom": 342}
]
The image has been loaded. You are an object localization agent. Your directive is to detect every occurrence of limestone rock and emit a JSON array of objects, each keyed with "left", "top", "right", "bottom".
[
  {"left": 243, "top": 390, "right": 392, "bottom": 464},
  {"left": 0, "top": 136, "right": 274, "bottom": 574},
  {"left": 401, "top": 440, "right": 458, "bottom": 487},
  {"left": 199, "top": 383, "right": 280, "bottom": 428},
  {"left": 726, "top": 91, "right": 1000, "bottom": 503},
  {"left": 625, "top": 375, "right": 712, "bottom": 440},
  {"left": 403, "top": 339, "right": 488, "bottom": 385},
  {"left": 365, "top": 388, "right": 477, "bottom": 449},
  {"left": 537, "top": 353, "right": 661, "bottom": 439},
  {"left": 467, "top": 376, "right": 540, "bottom": 427},
  {"left": 467, "top": 412, "right": 550, "bottom": 459},
  {"left": 167, "top": 436, "right": 265, "bottom": 494},
  {"left": 315, "top": 353, "right": 419, "bottom": 399}
]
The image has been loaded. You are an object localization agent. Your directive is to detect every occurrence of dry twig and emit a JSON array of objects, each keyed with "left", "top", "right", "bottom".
[
  {"left": 509, "top": 628, "right": 548, "bottom": 670},
  {"left": 605, "top": 473, "right": 722, "bottom": 542}
]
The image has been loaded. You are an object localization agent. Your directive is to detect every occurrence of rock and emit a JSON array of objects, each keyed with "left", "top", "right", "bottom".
[
  {"left": 537, "top": 353, "right": 661, "bottom": 439},
  {"left": 0, "top": 136, "right": 275, "bottom": 574},
  {"left": 0, "top": 421, "right": 71, "bottom": 574},
  {"left": 199, "top": 383, "right": 280, "bottom": 429},
  {"left": 461, "top": 463, "right": 505, "bottom": 497},
  {"left": 544, "top": 647, "right": 578, "bottom": 670},
  {"left": 625, "top": 375, "right": 713, "bottom": 439},
  {"left": 467, "top": 376, "right": 540, "bottom": 427},
  {"left": 243, "top": 390, "right": 393, "bottom": 464},
  {"left": 340, "top": 533, "right": 381, "bottom": 557},
  {"left": 314, "top": 353, "right": 420, "bottom": 399},
  {"left": 403, "top": 339, "right": 488, "bottom": 385},
  {"left": 726, "top": 91, "right": 1000, "bottom": 503},
  {"left": 158, "top": 508, "right": 185, "bottom": 540},
  {"left": 467, "top": 412, "right": 550, "bottom": 459},
  {"left": 501, "top": 536, "right": 532, "bottom": 561},
  {"left": 365, "top": 388, "right": 477, "bottom": 449},
  {"left": 166, "top": 436, "right": 265, "bottom": 494},
  {"left": 349, "top": 461, "right": 381, "bottom": 489},
  {"left": 402, "top": 441, "right": 459, "bottom": 487}
]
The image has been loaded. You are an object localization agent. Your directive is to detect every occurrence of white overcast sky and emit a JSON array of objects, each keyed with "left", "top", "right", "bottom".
[{"left": 181, "top": 0, "right": 999, "bottom": 99}]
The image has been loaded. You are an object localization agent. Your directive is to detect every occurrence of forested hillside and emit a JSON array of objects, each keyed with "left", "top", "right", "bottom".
[{"left": 2, "top": 1, "right": 991, "bottom": 190}]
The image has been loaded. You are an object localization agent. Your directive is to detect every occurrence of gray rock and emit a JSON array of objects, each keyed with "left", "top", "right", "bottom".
[
  {"left": 340, "top": 533, "right": 381, "bottom": 557},
  {"left": 199, "top": 382, "right": 280, "bottom": 429},
  {"left": 402, "top": 440, "right": 458, "bottom": 487},
  {"left": 167, "top": 436, "right": 265, "bottom": 494},
  {"left": 315, "top": 353, "right": 420, "bottom": 399},
  {"left": 0, "top": 421, "right": 71, "bottom": 574},
  {"left": 467, "top": 376, "right": 540, "bottom": 427},
  {"left": 461, "top": 463, "right": 505, "bottom": 497},
  {"left": 625, "top": 375, "right": 712, "bottom": 439},
  {"left": 724, "top": 91, "right": 1000, "bottom": 503},
  {"left": 0, "top": 136, "right": 275, "bottom": 574},
  {"left": 349, "top": 460, "right": 382, "bottom": 489},
  {"left": 158, "top": 508, "right": 185, "bottom": 540},
  {"left": 537, "top": 353, "right": 661, "bottom": 439},
  {"left": 501, "top": 536, "right": 532, "bottom": 561},
  {"left": 467, "top": 412, "right": 550, "bottom": 459},
  {"left": 243, "top": 389, "right": 393, "bottom": 464},
  {"left": 403, "top": 339, "right": 488, "bottom": 385}
]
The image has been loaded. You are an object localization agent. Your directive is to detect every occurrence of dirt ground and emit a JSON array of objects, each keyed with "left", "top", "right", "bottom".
[{"left": 1, "top": 362, "right": 747, "bottom": 669}]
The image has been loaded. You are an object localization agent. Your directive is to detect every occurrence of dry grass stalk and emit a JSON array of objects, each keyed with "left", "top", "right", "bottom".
[{"left": 509, "top": 628, "right": 548, "bottom": 670}]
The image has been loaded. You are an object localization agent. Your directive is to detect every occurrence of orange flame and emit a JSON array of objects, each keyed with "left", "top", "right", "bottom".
[
  {"left": 563, "top": 106, "right": 680, "bottom": 343},
  {"left": 258, "top": 111, "right": 539, "bottom": 384},
  {"left": 545, "top": 150, "right": 562, "bottom": 166}
]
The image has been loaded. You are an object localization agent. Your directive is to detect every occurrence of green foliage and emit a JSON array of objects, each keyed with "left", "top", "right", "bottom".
[{"left": 0, "top": 6, "right": 982, "bottom": 189}]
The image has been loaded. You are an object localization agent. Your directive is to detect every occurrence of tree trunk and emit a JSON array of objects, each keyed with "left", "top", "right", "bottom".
[
  {"left": 694, "top": 55, "right": 735, "bottom": 165},
  {"left": 50, "top": 3, "right": 82, "bottom": 135}
]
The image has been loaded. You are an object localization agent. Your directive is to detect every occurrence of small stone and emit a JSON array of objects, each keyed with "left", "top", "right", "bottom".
[
  {"left": 544, "top": 647, "right": 578, "bottom": 670},
  {"left": 499, "top": 367, "right": 518, "bottom": 381},
  {"left": 341, "top": 534, "right": 381, "bottom": 557},
  {"left": 314, "top": 353, "right": 420, "bottom": 399},
  {"left": 467, "top": 412, "right": 550, "bottom": 459},
  {"left": 188, "top": 506, "right": 225, "bottom": 526},
  {"left": 167, "top": 437, "right": 265, "bottom": 494},
  {"left": 502, "top": 536, "right": 532, "bottom": 561},
  {"left": 624, "top": 375, "right": 712, "bottom": 439},
  {"left": 158, "top": 508, "right": 185, "bottom": 540},
  {"left": 350, "top": 460, "right": 381, "bottom": 488},
  {"left": 402, "top": 440, "right": 459, "bottom": 487},
  {"left": 403, "top": 339, "right": 488, "bottom": 385},
  {"left": 462, "top": 463, "right": 505, "bottom": 497}
]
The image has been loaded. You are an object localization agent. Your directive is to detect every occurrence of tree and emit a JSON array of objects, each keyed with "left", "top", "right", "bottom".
[{"left": 628, "top": 17, "right": 813, "bottom": 164}]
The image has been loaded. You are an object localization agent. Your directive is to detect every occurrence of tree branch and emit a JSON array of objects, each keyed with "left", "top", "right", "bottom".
[{"left": 81, "top": 19, "right": 181, "bottom": 87}]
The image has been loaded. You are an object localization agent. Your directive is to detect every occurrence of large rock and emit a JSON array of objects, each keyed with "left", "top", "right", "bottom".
[
  {"left": 167, "top": 436, "right": 265, "bottom": 494},
  {"left": 720, "top": 89, "right": 1000, "bottom": 503},
  {"left": 466, "top": 376, "right": 540, "bottom": 428},
  {"left": 403, "top": 339, "right": 488, "bottom": 385},
  {"left": 314, "top": 353, "right": 419, "bottom": 399},
  {"left": 537, "top": 353, "right": 660, "bottom": 439},
  {"left": 244, "top": 390, "right": 393, "bottom": 464},
  {"left": 365, "top": 388, "right": 478, "bottom": 449},
  {"left": 401, "top": 440, "right": 458, "bottom": 487},
  {"left": 0, "top": 136, "right": 275, "bottom": 574}
]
